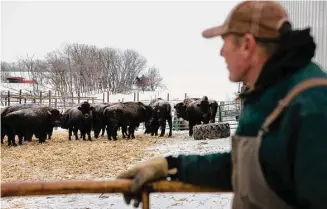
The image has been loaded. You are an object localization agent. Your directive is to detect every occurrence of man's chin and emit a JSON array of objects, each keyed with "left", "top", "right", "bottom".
[{"left": 228, "top": 75, "right": 241, "bottom": 83}]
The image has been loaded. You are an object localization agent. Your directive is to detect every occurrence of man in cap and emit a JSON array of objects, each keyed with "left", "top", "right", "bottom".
[{"left": 117, "top": 1, "right": 327, "bottom": 208}]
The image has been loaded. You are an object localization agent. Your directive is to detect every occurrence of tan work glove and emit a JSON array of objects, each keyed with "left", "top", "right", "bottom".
[{"left": 117, "top": 156, "right": 177, "bottom": 208}]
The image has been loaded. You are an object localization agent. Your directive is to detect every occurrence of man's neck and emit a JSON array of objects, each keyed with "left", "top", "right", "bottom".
[{"left": 243, "top": 53, "right": 270, "bottom": 89}]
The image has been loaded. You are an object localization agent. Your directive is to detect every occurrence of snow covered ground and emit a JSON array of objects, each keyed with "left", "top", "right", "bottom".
[{"left": 1, "top": 130, "right": 235, "bottom": 209}]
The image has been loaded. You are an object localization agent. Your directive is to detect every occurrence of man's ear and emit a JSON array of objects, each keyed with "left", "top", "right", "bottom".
[{"left": 241, "top": 33, "right": 256, "bottom": 58}]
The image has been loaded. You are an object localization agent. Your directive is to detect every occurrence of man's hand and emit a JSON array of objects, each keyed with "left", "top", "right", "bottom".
[{"left": 116, "top": 156, "right": 177, "bottom": 208}]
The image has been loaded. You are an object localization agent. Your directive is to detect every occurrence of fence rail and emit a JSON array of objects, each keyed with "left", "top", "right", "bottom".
[{"left": 1, "top": 179, "right": 232, "bottom": 209}]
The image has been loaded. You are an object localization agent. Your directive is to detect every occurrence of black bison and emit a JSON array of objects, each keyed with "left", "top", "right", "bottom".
[
  {"left": 208, "top": 99, "right": 218, "bottom": 123},
  {"left": 104, "top": 102, "right": 153, "bottom": 140},
  {"left": 189, "top": 98, "right": 219, "bottom": 123},
  {"left": 1, "top": 103, "right": 55, "bottom": 144},
  {"left": 174, "top": 96, "right": 211, "bottom": 136},
  {"left": 61, "top": 101, "right": 94, "bottom": 141},
  {"left": 100, "top": 102, "right": 127, "bottom": 138},
  {"left": 144, "top": 98, "right": 172, "bottom": 137},
  {"left": 1, "top": 104, "right": 36, "bottom": 143},
  {"left": 92, "top": 102, "right": 128, "bottom": 139},
  {"left": 2, "top": 106, "right": 62, "bottom": 146},
  {"left": 92, "top": 103, "right": 111, "bottom": 138}
]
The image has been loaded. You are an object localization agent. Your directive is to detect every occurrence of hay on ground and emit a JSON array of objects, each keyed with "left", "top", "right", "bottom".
[{"left": 1, "top": 131, "right": 170, "bottom": 183}]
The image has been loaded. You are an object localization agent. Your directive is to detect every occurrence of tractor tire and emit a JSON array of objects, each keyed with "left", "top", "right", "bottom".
[{"left": 192, "top": 123, "right": 231, "bottom": 140}]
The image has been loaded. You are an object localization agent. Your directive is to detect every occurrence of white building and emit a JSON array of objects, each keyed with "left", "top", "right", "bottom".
[{"left": 279, "top": 1, "right": 327, "bottom": 71}]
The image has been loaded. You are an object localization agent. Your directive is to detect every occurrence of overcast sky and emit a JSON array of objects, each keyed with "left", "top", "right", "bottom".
[{"left": 1, "top": 0, "right": 243, "bottom": 101}]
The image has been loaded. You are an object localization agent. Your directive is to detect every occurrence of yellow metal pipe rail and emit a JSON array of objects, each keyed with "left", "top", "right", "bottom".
[{"left": 1, "top": 179, "right": 232, "bottom": 209}]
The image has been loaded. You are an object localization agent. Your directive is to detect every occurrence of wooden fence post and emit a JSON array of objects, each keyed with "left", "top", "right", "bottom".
[
  {"left": 49, "top": 90, "right": 51, "bottom": 106},
  {"left": 107, "top": 91, "right": 110, "bottom": 103},
  {"left": 78, "top": 90, "right": 80, "bottom": 104},
  {"left": 7, "top": 91, "right": 10, "bottom": 106},
  {"left": 184, "top": 93, "right": 187, "bottom": 99},
  {"left": 19, "top": 89, "right": 22, "bottom": 104},
  {"left": 39, "top": 92, "right": 42, "bottom": 104},
  {"left": 103, "top": 92, "right": 105, "bottom": 103},
  {"left": 167, "top": 93, "right": 170, "bottom": 101}
]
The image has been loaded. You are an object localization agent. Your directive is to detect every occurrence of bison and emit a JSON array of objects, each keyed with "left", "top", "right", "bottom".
[
  {"left": 93, "top": 102, "right": 129, "bottom": 139},
  {"left": 1, "top": 103, "right": 54, "bottom": 144},
  {"left": 104, "top": 102, "right": 153, "bottom": 140},
  {"left": 2, "top": 106, "right": 62, "bottom": 146},
  {"left": 144, "top": 98, "right": 172, "bottom": 137},
  {"left": 92, "top": 103, "right": 111, "bottom": 138},
  {"left": 61, "top": 101, "right": 94, "bottom": 141},
  {"left": 189, "top": 98, "right": 219, "bottom": 123},
  {"left": 174, "top": 96, "right": 211, "bottom": 136},
  {"left": 208, "top": 99, "right": 218, "bottom": 123}
]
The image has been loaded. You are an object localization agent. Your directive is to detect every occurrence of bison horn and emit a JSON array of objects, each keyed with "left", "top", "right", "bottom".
[{"left": 47, "top": 110, "right": 51, "bottom": 115}]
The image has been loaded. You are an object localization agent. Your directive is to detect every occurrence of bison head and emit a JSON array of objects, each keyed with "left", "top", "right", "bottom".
[
  {"left": 144, "top": 117, "right": 160, "bottom": 135},
  {"left": 77, "top": 101, "right": 94, "bottom": 115},
  {"left": 174, "top": 102, "right": 186, "bottom": 119},
  {"left": 48, "top": 108, "right": 62, "bottom": 127}
]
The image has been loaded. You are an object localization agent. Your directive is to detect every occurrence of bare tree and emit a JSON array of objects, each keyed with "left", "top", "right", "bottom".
[
  {"left": 2, "top": 42, "right": 164, "bottom": 97},
  {"left": 117, "top": 49, "right": 147, "bottom": 93},
  {"left": 19, "top": 54, "right": 47, "bottom": 95},
  {"left": 1, "top": 62, "right": 11, "bottom": 82},
  {"left": 44, "top": 50, "right": 72, "bottom": 105},
  {"left": 144, "top": 66, "right": 164, "bottom": 91},
  {"left": 135, "top": 75, "right": 150, "bottom": 92}
]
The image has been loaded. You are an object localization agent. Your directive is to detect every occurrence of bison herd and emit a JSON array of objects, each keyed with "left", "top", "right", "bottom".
[{"left": 1, "top": 96, "right": 219, "bottom": 147}]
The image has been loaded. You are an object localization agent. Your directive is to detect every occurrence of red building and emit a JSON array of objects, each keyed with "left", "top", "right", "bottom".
[{"left": 6, "top": 76, "right": 37, "bottom": 84}]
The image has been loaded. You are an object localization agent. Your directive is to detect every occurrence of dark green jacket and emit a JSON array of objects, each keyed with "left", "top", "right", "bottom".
[{"left": 166, "top": 29, "right": 327, "bottom": 209}]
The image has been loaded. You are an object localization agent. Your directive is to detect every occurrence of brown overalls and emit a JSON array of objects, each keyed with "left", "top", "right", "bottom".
[{"left": 231, "top": 78, "right": 327, "bottom": 209}]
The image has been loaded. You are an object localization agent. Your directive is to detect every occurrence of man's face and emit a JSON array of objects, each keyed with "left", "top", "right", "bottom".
[{"left": 220, "top": 33, "right": 252, "bottom": 83}]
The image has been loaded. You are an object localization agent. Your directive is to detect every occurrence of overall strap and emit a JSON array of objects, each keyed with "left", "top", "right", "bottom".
[{"left": 259, "top": 78, "right": 327, "bottom": 134}]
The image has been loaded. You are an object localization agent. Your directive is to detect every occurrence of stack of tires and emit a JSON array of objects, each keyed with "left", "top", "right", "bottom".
[{"left": 192, "top": 123, "right": 231, "bottom": 140}]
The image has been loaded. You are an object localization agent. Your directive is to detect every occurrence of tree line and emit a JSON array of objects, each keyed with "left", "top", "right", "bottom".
[{"left": 1, "top": 43, "right": 165, "bottom": 97}]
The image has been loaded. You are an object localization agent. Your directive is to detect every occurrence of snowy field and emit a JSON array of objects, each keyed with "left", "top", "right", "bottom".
[{"left": 1, "top": 129, "right": 235, "bottom": 209}]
